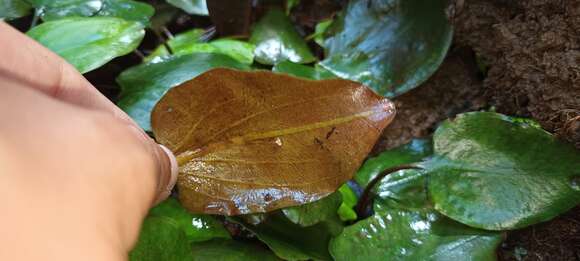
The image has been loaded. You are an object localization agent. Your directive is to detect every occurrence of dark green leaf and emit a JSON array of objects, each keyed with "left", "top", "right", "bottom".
[
  {"left": 272, "top": 61, "right": 336, "bottom": 80},
  {"left": 355, "top": 139, "right": 433, "bottom": 187},
  {"left": 250, "top": 8, "right": 315, "bottom": 65},
  {"left": 129, "top": 216, "right": 193, "bottom": 261},
  {"left": 320, "top": 0, "right": 453, "bottom": 97},
  {"left": 27, "top": 17, "right": 145, "bottom": 73},
  {"left": 191, "top": 239, "right": 280, "bottom": 261},
  {"left": 0, "top": 0, "right": 31, "bottom": 20},
  {"left": 149, "top": 198, "right": 230, "bottom": 243},
  {"left": 167, "top": 0, "right": 208, "bottom": 16},
  {"left": 30, "top": 0, "right": 154, "bottom": 24},
  {"left": 330, "top": 168, "right": 502, "bottom": 261},
  {"left": 117, "top": 53, "right": 250, "bottom": 131},
  {"left": 282, "top": 192, "right": 343, "bottom": 228},
  {"left": 232, "top": 212, "right": 339, "bottom": 261},
  {"left": 426, "top": 112, "right": 580, "bottom": 230}
]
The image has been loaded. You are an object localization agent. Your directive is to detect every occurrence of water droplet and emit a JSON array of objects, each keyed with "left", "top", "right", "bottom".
[
  {"left": 274, "top": 137, "right": 283, "bottom": 146},
  {"left": 166, "top": 107, "right": 173, "bottom": 112},
  {"left": 570, "top": 176, "right": 580, "bottom": 191}
]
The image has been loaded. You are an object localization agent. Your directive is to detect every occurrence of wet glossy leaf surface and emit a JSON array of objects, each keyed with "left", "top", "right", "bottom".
[
  {"left": 147, "top": 37, "right": 255, "bottom": 65},
  {"left": 30, "top": 0, "right": 154, "bottom": 24},
  {"left": 152, "top": 69, "right": 395, "bottom": 215},
  {"left": 232, "top": 211, "right": 340, "bottom": 261},
  {"left": 27, "top": 17, "right": 144, "bottom": 73},
  {"left": 167, "top": 0, "right": 208, "bottom": 16},
  {"left": 426, "top": 112, "right": 580, "bottom": 230},
  {"left": 250, "top": 8, "right": 315, "bottom": 65},
  {"left": 273, "top": 61, "right": 336, "bottom": 80},
  {"left": 191, "top": 239, "right": 280, "bottom": 261},
  {"left": 330, "top": 167, "right": 502, "bottom": 261},
  {"left": 320, "top": 0, "right": 453, "bottom": 97},
  {"left": 129, "top": 216, "right": 193, "bottom": 261},
  {"left": 148, "top": 198, "right": 230, "bottom": 243},
  {"left": 117, "top": 53, "right": 249, "bottom": 131},
  {"left": 0, "top": 0, "right": 31, "bottom": 20}
]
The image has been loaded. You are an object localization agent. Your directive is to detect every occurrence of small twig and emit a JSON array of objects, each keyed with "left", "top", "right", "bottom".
[
  {"left": 200, "top": 26, "right": 217, "bottom": 42},
  {"left": 153, "top": 29, "right": 174, "bottom": 55},
  {"left": 30, "top": 9, "right": 41, "bottom": 29},
  {"left": 355, "top": 164, "right": 422, "bottom": 218},
  {"left": 161, "top": 26, "right": 174, "bottom": 39},
  {"left": 133, "top": 49, "right": 146, "bottom": 60}
]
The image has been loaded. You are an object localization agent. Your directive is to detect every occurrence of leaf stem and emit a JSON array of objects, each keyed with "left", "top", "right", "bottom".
[{"left": 355, "top": 164, "right": 422, "bottom": 219}]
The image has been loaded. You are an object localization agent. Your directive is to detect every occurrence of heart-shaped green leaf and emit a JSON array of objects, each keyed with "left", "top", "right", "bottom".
[
  {"left": 426, "top": 112, "right": 580, "bottom": 230},
  {"left": 29, "top": 0, "right": 154, "bottom": 24},
  {"left": 27, "top": 17, "right": 145, "bottom": 73},
  {"left": 0, "top": 0, "right": 31, "bottom": 20},
  {"left": 117, "top": 53, "right": 250, "bottom": 131},
  {"left": 167, "top": 0, "right": 208, "bottom": 16},
  {"left": 273, "top": 61, "right": 337, "bottom": 80},
  {"left": 250, "top": 8, "right": 315, "bottom": 65},
  {"left": 148, "top": 198, "right": 230, "bottom": 243},
  {"left": 320, "top": 0, "right": 453, "bottom": 97},
  {"left": 191, "top": 239, "right": 280, "bottom": 261}
]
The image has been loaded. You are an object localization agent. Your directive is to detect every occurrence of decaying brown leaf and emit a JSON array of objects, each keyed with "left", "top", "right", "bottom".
[{"left": 151, "top": 68, "right": 395, "bottom": 215}]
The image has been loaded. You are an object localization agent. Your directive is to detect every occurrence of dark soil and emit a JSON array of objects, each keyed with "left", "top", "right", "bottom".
[{"left": 374, "top": 0, "right": 579, "bottom": 260}]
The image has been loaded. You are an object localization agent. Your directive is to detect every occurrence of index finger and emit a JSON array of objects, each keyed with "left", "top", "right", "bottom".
[{"left": 0, "top": 22, "right": 134, "bottom": 124}]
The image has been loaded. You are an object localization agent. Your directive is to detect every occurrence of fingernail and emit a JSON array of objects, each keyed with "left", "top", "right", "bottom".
[{"left": 155, "top": 144, "right": 178, "bottom": 205}]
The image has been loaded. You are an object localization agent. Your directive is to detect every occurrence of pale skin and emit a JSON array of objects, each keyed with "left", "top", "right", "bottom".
[{"left": 0, "top": 22, "right": 178, "bottom": 260}]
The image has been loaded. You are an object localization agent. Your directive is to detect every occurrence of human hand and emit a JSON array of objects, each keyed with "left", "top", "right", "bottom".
[{"left": 0, "top": 22, "right": 177, "bottom": 260}]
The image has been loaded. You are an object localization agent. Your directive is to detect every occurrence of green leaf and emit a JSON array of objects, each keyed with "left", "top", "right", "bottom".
[
  {"left": 129, "top": 216, "right": 193, "bottom": 261},
  {"left": 313, "top": 19, "right": 332, "bottom": 47},
  {"left": 330, "top": 203, "right": 502, "bottom": 261},
  {"left": 0, "top": 0, "right": 31, "bottom": 20},
  {"left": 27, "top": 17, "right": 145, "bottom": 73},
  {"left": 30, "top": 0, "right": 154, "bottom": 24},
  {"left": 191, "top": 239, "right": 280, "bottom": 261},
  {"left": 145, "top": 28, "right": 205, "bottom": 62},
  {"left": 149, "top": 198, "right": 230, "bottom": 243},
  {"left": 272, "top": 61, "right": 336, "bottom": 80},
  {"left": 330, "top": 168, "right": 502, "bottom": 261},
  {"left": 285, "top": 0, "right": 300, "bottom": 15},
  {"left": 426, "top": 112, "right": 580, "bottom": 230},
  {"left": 337, "top": 183, "right": 358, "bottom": 221},
  {"left": 250, "top": 8, "right": 315, "bottom": 65},
  {"left": 355, "top": 139, "right": 433, "bottom": 187},
  {"left": 320, "top": 0, "right": 453, "bottom": 97},
  {"left": 147, "top": 37, "right": 255, "bottom": 65},
  {"left": 232, "top": 212, "right": 339, "bottom": 261},
  {"left": 167, "top": 0, "right": 208, "bottom": 16},
  {"left": 117, "top": 53, "right": 250, "bottom": 131},
  {"left": 282, "top": 192, "right": 343, "bottom": 229}
]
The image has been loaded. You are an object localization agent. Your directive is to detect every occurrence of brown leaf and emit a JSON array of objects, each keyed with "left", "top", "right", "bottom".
[{"left": 151, "top": 69, "right": 395, "bottom": 215}]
